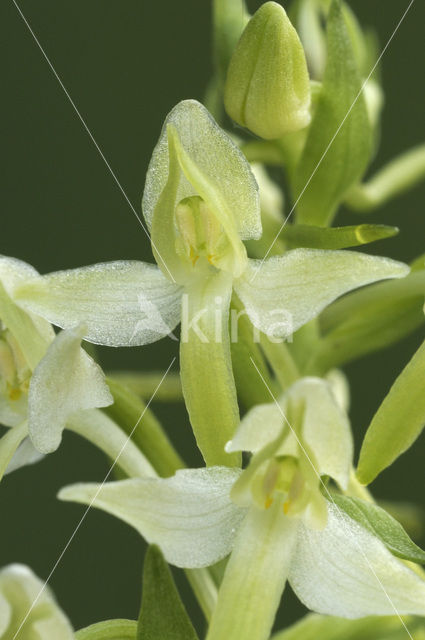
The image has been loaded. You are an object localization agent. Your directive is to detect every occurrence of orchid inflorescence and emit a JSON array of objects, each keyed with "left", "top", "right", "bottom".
[{"left": 2, "top": 1, "right": 425, "bottom": 639}]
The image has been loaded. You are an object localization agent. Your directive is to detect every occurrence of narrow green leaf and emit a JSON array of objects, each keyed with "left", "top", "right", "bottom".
[
  {"left": 108, "top": 371, "right": 183, "bottom": 402},
  {"left": 137, "top": 546, "right": 199, "bottom": 640},
  {"left": 295, "top": 0, "right": 371, "bottom": 226},
  {"left": 306, "top": 269, "right": 425, "bottom": 373},
  {"left": 105, "top": 378, "right": 184, "bottom": 478},
  {"left": 332, "top": 494, "right": 425, "bottom": 564},
  {"left": 271, "top": 612, "right": 403, "bottom": 640},
  {"left": 76, "top": 619, "right": 137, "bottom": 640},
  {"left": 357, "top": 338, "right": 425, "bottom": 484},
  {"left": 281, "top": 223, "right": 398, "bottom": 250}
]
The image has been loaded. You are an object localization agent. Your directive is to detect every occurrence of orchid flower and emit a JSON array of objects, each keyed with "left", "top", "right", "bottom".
[
  {"left": 0, "top": 564, "right": 73, "bottom": 639},
  {"left": 58, "top": 377, "right": 425, "bottom": 640},
  {"left": 0, "top": 256, "right": 151, "bottom": 481},
  {"left": 13, "top": 101, "right": 409, "bottom": 467}
]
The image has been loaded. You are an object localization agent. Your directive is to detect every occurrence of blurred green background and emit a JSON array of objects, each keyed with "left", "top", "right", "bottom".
[{"left": 2, "top": 0, "right": 425, "bottom": 634}]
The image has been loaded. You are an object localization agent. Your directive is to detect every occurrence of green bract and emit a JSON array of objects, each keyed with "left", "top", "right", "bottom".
[
  {"left": 59, "top": 378, "right": 425, "bottom": 640},
  {"left": 357, "top": 337, "right": 425, "bottom": 485},
  {"left": 0, "top": 564, "right": 74, "bottom": 639},
  {"left": 294, "top": 0, "right": 372, "bottom": 226},
  {"left": 224, "top": 2, "right": 311, "bottom": 139},
  {"left": 13, "top": 100, "right": 409, "bottom": 468},
  {"left": 332, "top": 494, "right": 425, "bottom": 564},
  {"left": 137, "top": 546, "right": 199, "bottom": 640}
]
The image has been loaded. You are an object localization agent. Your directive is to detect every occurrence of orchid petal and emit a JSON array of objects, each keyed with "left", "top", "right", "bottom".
[
  {"left": 0, "top": 392, "right": 27, "bottom": 428},
  {"left": 4, "top": 437, "right": 44, "bottom": 476},
  {"left": 287, "top": 378, "right": 353, "bottom": 489},
  {"left": 59, "top": 467, "right": 245, "bottom": 569},
  {"left": 0, "top": 564, "right": 74, "bottom": 639},
  {"left": 234, "top": 250, "right": 409, "bottom": 339},
  {"left": 28, "top": 325, "right": 113, "bottom": 453},
  {"left": 0, "top": 421, "right": 28, "bottom": 481},
  {"left": 289, "top": 503, "right": 425, "bottom": 618},
  {"left": 143, "top": 100, "right": 261, "bottom": 242},
  {"left": 225, "top": 402, "right": 284, "bottom": 454},
  {"left": 0, "top": 256, "right": 54, "bottom": 369},
  {"left": 14, "top": 261, "right": 182, "bottom": 347}
]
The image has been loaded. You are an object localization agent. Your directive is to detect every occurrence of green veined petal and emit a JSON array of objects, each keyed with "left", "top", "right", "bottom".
[
  {"left": 14, "top": 261, "right": 182, "bottom": 347},
  {"left": 59, "top": 467, "right": 245, "bottom": 569},
  {"left": 28, "top": 325, "right": 113, "bottom": 453},
  {"left": 289, "top": 503, "right": 425, "bottom": 618},
  {"left": 143, "top": 100, "right": 261, "bottom": 243},
  {"left": 234, "top": 250, "right": 409, "bottom": 339},
  {"left": 286, "top": 377, "right": 353, "bottom": 489}
]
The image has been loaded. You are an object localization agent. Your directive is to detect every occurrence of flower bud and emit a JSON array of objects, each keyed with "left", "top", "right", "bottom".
[{"left": 224, "top": 1, "right": 311, "bottom": 139}]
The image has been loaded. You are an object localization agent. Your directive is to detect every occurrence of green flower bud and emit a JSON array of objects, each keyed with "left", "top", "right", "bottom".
[{"left": 224, "top": 1, "right": 311, "bottom": 139}]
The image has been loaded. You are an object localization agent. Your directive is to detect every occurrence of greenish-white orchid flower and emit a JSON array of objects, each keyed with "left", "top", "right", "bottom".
[
  {"left": 59, "top": 378, "right": 425, "bottom": 640},
  {"left": 0, "top": 256, "right": 151, "bottom": 481},
  {"left": 14, "top": 101, "right": 409, "bottom": 467},
  {"left": 0, "top": 564, "right": 73, "bottom": 639}
]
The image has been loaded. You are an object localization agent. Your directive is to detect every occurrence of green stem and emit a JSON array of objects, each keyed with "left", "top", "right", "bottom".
[
  {"left": 186, "top": 567, "right": 218, "bottom": 622},
  {"left": 345, "top": 145, "right": 425, "bottom": 212},
  {"left": 67, "top": 410, "right": 155, "bottom": 479},
  {"left": 260, "top": 334, "right": 300, "bottom": 390},
  {"left": 107, "top": 371, "right": 182, "bottom": 402},
  {"left": 230, "top": 296, "right": 277, "bottom": 409},
  {"left": 206, "top": 504, "right": 297, "bottom": 640},
  {"left": 241, "top": 140, "right": 285, "bottom": 166},
  {"left": 105, "top": 378, "right": 184, "bottom": 478}
]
